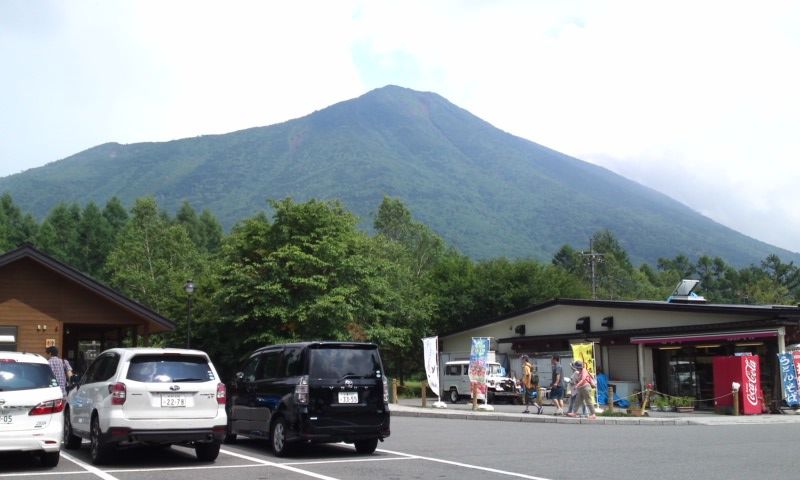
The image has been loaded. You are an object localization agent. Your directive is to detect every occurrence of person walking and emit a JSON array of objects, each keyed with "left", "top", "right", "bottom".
[
  {"left": 550, "top": 354, "right": 565, "bottom": 415},
  {"left": 566, "top": 361, "right": 597, "bottom": 420},
  {"left": 520, "top": 355, "right": 542, "bottom": 413},
  {"left": 46, "top": 346, "right": 72, "bottom": 396},
  {"left": 566, "top": 361, "right": 586, "bottom": 416}
]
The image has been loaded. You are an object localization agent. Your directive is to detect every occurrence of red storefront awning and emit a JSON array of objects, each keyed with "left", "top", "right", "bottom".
[{"left": 630, "top": 329, "right": 779, "bottom": 345}]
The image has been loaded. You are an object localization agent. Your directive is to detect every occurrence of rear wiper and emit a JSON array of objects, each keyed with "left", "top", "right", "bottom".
[
  {"left": 171, "top": 378, "right": 206, "bottom": 382},
  {"left": 339, "top": 373, "right": 362, "bottom": 381}
]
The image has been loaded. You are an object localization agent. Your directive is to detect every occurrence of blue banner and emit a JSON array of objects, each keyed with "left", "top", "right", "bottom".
[{"left": 777, "top": 353, "right": 800, "bottom": 407}]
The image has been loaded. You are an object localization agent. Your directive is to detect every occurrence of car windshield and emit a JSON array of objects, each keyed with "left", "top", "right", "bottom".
[
  {"left": 0, "top": 361, "right": 59, "bottom": 391},
  {"left": 126, "top": 354, "right": 215, "bottom": 383},
  {"left": 308, "top": 347, "right": 382, "bottom": 379}
]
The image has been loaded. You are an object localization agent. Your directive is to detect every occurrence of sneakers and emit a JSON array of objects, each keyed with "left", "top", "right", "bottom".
[
  {"left": 522, "top": 409, "right": 530, "bottom": 414},
  {"left": 587, "top": 415, "right": 597, "bottom": 420},
  {"left": 536, "top": 405, "right": 544, "bottom": 414},
  {"left": 554, "top": 408, "right": 564, "bottom": 416},
  {"left": 565, "top": 412, "right": 577, "bottom": 417}
]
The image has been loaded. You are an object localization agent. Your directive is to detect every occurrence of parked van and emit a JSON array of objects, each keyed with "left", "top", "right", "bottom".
[{"left": 440, "top": 360, "right": 519, "bottom": 404}]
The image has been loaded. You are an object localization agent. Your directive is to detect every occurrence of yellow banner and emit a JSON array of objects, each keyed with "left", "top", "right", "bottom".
[{"left": 571, "top": 343, "right": 596, "bottom": 376}]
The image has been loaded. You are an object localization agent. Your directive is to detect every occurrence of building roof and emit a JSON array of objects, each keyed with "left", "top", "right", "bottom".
[
  {"left": 442, "top": 297, "right": 800, "bottom": 340},
  {"left": 0, "top": 243, "right": 174, "bottom": 332}
]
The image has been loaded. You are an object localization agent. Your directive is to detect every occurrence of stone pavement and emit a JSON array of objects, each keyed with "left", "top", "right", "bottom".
[{"left": 390, "top": 398, "right": 800, "bottom": 426}]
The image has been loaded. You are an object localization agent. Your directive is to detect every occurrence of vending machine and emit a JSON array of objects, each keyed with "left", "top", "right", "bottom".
[{"left": 712, "top": 354, "right": 762, "bottom": 415}]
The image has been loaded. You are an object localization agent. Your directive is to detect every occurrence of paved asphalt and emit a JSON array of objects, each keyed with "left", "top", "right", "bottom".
[{"left": 391, "top": 397, "right": 800, "bottom": 425}]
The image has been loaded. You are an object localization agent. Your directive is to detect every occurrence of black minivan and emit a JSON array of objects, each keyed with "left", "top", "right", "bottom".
[{"left": 225, "top": 342, "right": 390, "bottom": 456}]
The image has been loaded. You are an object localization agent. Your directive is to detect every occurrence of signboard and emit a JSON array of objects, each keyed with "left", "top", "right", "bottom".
[
  {"left": 422, "top": 336, "right": 440, "bottom": 400},
  {"left": 778, "top": 352, "right": 799, "bottom": 407},
  {"left": 468, "top": 337, "right": 490, "bottom": 400}
]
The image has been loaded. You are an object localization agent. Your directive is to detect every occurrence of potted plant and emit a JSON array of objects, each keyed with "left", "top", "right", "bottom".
[
  {"left": 654, "top": 395, "right": 670, "bottom": 411},
  {"left": 675, "top": 396, "right": 695, "bottom": 413}
]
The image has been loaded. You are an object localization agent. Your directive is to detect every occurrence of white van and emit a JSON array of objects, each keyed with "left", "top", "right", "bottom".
[{"left": 440, "top": 360, "right": 519, "bottom": 403}]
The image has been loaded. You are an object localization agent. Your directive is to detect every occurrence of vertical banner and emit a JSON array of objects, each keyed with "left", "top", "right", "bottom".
[
  {"left": 777, "top": 353, "right": 800, "bottom": 407},
  {"left": 468, "top": 337, "right": 490, "bottom": 400},
  {"left": 571, "top": 342, "right": 597, "bottom": 403},
  {"left": 422, "top": 336, "right": 440, "bottom": 400}
]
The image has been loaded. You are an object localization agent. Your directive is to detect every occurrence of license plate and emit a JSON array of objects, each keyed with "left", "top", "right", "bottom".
[
  {"left": 338, "top": 392, "right": 358, "bottom": 404},
  {"left": 161, "top": 394, "right": 187, "bottom": 407},
  {"left": 1, "top": 414, "right": 12, "bottom": 424}
]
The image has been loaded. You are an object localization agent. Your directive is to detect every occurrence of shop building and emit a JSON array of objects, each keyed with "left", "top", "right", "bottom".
[
  {"left": 439, "top": 282, "right": 800, "bottom": 410},
  {"left": 0, "top": 244, "right": 174, "bottom": 373}
]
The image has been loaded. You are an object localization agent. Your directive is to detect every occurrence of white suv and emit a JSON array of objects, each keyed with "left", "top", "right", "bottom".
[
  {"left": 63, "top": 348, "right": 226, "bottom": 464},
  {"left": 0, "top": 351, "right": 64, "bottom": 467}
]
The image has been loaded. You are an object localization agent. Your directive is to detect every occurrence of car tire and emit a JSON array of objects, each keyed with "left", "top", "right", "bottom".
[
  {"left": 354, "top": 438, "right": 378, "bottom": 454},
  {"left": 40, "top": 451, "right": 60, "bottom": 467},
  {"left": 90, "top": 416, "right": 113, "bottom": 465},
  {"left": 270, "top": 416, "right": 291, "bottom": 457},
  {"left": 195, "top": 441, "right": 221, "bottom": 462},
  {"left": 63, "top": 408, "right": 82, "bottom": 450},
  {"left": 448, "top": 388, "right": 459, "bottom": 403}
]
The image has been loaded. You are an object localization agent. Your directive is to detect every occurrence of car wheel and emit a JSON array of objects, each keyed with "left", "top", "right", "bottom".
[
  {"left": 63, "top": 408, "right": 82, "bottom": 449},
  {"left": 270, "top": 416, "right": 291, "bottom": 457},
  {"left": 195, "top": 441, "right": 221, "bottom": 462},
  {"left": 90, "top": 416, "right": 112, "bottom": 465},
  {"left": 354, "top": 438, "right": 378, "bottom": 454},
  {"left": 448, "top": 388, "right": 459, "bottom": 403},
  {"left": 40, "top": 451, "right": 60, "bottom": 467}
]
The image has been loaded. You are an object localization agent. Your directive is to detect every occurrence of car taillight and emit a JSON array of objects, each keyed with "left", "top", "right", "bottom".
[
  {"left": 382, "top": 376, "right": 389, "bottom": 403},
  {"left": 29, "top": 398, "right": 65, "bottom": 416},
  {"left": 109, "top": 382, "right": 127, "bottom": 405},
  {"left": 295, "top": 375, "right": 309, "bottom": 405},
  {"left": 216, "top": 382, "right": 226, "bottom": 404}
]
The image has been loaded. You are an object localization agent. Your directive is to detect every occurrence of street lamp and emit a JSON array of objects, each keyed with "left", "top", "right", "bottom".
[{"left": 184, "top": 279, "right": 195, "bottom": 348}]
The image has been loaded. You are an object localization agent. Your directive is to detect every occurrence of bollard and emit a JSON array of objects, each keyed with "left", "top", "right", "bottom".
[
  {"left": 421, "top": 381, "right": 427, "bottom": 408},
  {"left": 471, "top": 383, "right": 478, "bottom": 410},
  {"left": 732, "top": 387, "right": 740, "bottom": 416},
  {"left": 392, "top": 378, "right": 398, "bottom": 404},
  {"left": 607, "top": 386, "right": 615, "bottom": 413}
]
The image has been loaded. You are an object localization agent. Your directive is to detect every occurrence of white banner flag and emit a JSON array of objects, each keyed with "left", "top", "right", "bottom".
[{"left": 422, "top": 336, "right": 440, "bottom": 399}]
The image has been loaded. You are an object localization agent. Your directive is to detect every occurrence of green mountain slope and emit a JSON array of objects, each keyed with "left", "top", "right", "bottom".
[{"left": 1, "top": 85, "right": 797, "bottom": 266}]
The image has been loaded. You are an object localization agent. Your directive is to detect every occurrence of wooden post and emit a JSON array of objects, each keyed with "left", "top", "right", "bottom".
[
  {"left": 607, "top": 386, "right": 615, "bottom": 413},
  {"left": 732, "top": 387, "right": 740, "bottom": 416},
  {"left": 421, "top": 381, "right": 427, "bottom": 407},
  {"left": 471, "top": 383, "right": 478, "bottom": 410},
  {"left": 391, "top": 378, "right": 398, "bottom": 404}
]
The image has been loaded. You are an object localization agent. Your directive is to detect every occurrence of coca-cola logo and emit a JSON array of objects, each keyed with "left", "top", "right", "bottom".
[{"left": 744, "top": 358, "right": 759, "bottom": 406}]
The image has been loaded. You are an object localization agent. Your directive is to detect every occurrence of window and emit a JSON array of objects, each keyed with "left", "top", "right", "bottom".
[
  {"left": 127, "top": 354, "right": 214, "bottom": 382},
  {"left": 257, "top": 352, "right": 282, "bottom": 380},
  {"left": 282, "top": 348, "right": 303, "bottom": 377},
  {"left": 0, "top": 361, "right": 57, "bottom": 391},
  {"left": 241, "top": 355, "right": 261, "bottom": 382},
  {"left": 308, "top": 347, "right": 382, "bottom": 379},
  {"left": 0, "top": 326, "right": 16, "bottom": 352}
]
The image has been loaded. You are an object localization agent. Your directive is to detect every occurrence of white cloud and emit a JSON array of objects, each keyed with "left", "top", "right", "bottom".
[{"left": 1, "top": 0, "right": 798, "bottom": 253}]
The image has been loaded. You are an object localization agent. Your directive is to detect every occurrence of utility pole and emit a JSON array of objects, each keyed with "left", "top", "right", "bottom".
[{"left": 581, "top": 239, "right": 604, "bottom": 299}]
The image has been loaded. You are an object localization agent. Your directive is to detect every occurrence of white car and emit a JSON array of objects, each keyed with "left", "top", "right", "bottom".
[
  {"left": 0, "top": 351, "right": 64, "bottom": 467},
  {"left": 63, "top": 347, "right": 227, "bottom": 464}
]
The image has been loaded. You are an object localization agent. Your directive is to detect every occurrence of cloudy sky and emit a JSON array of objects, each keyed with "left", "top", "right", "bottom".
[{"left": 2, "top": 1, "right": 799, "bottom": 254}]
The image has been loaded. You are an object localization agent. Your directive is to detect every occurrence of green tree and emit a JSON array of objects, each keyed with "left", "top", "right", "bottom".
[
  {"left": 75, "top": 202, "right": 115, "bottom": 279},
  {"left": 106, "top": 197, "right": 205, "bottom": 346},
  {"left": 36, "top": 203, "right": 81, "bottom": 265},
  {"left": 0, "top": 193, "right": 38, "bottom": 249}
]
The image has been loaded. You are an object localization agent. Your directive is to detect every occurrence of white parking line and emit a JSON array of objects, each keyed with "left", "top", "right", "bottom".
[
  {"left": 60, "top": 452, "right": 120, "bottom": 480},
  {"left": 219, "top": 448, "right": 341, "bottom": 480},
  {"left": 376, "top": 448, "right": 554, "bottom": 480}
]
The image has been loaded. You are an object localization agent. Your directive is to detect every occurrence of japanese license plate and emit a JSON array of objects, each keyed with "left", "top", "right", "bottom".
[
  {"left": 1, "top": 414, "right": 12, "bottom": 424},
  {"left": 338, "top": 392, "right": 358, "bottom": 404},
  {"left": 160, "top": 394, "right": 187, "bottom": 407}
]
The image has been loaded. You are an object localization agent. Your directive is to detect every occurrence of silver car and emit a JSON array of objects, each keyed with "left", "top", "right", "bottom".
[
  {"left": 0, "top": 351, "right": 64, "bottom": 467},
  {"left": 63, "top": 347, "right": 227, "bottom": 464}
]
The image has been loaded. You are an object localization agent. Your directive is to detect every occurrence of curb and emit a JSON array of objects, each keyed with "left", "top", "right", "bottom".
[{"left": 388, "top": 404, "right": 800, "bottom": 426}]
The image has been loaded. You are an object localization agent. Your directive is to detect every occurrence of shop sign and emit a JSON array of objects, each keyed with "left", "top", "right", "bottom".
[{"left": 777, "top": 353, "right": 799, "bottom": 407}]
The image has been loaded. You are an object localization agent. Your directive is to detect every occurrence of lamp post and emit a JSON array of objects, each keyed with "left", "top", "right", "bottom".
[{"left": 184, "top": 279, "right": 194, "bottom": 348}]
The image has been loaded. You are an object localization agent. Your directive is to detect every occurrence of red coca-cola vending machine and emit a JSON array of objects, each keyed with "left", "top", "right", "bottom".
[{"left": 713, "top": 354, "right": 762, "bottom": 414}]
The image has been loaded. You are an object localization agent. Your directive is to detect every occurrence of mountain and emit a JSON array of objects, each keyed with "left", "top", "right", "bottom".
[{"left": 1, "top": 85, "right": 797, "bottom": 266}]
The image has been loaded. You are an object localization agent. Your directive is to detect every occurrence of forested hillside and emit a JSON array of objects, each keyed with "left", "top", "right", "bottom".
[{"left": 1, "top": 86, "right": 797, "bottom": 266}]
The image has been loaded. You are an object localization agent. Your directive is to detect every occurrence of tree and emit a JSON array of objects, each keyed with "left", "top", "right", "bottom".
[
  {"left": 0, "top": 193, "right": 38, "bottom": 249},
  {"left": 75, "top": 202, "right": 115, "bottom": 279},
  {"left": 36, "top": 203, "right": 81, "bottom": 266},
  {"left": 106, "top": 197, "right": 205, "bottom": 345}
]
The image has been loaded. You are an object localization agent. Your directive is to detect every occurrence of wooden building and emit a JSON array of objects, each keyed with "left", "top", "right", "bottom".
[{"left": 0, "top": 244, "right": 174, "bottom": 373}]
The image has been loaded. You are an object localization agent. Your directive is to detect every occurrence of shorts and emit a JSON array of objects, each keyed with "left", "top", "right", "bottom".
[{"left": 550, "top": 385, "right": 564, "bottom": 399}]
